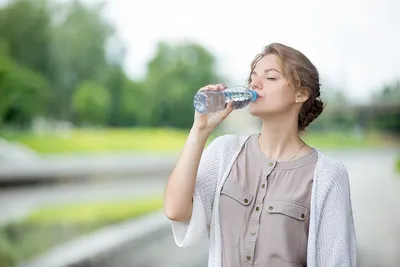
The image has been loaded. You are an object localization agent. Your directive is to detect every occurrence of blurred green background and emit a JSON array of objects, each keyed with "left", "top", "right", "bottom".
[
  {"left": 0, "top": 0, "right": 399, "bottom": 267},
  {"left": 0, "top": 0, "right": 399, "bottom": 152}
]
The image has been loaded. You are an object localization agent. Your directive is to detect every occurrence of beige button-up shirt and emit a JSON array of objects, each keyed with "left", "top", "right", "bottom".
[{"left": 219, "top": 134, "right": 318, "bottom": 267}]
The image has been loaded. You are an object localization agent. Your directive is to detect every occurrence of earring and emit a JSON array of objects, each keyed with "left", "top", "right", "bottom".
[{"left": 295, "top": 100, "right": 299, "bottom": 103}]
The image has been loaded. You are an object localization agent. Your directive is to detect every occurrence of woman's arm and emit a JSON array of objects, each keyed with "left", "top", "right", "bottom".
[
  {"left": 164, "top": 127, "right": 211, "bottom": 222},
  {"left": 317, "top": 163, "right": 357, "bottom": 266},
  {"left": 165, "top": 133, "right": 229, "bottom": 247},
  {"left": 163, "top": 84, "right": 234, "bottom": 247}
]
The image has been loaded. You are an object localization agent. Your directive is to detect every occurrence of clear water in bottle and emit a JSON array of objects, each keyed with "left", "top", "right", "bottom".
[{"left": 193, "top": 86, "right": 258, "bottom": 114}]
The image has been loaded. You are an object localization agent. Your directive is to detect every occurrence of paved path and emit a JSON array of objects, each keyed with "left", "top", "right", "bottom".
[
  {"left": 0, "top": 152, "right": 178, "bottom": 181},
  {"left": 333, "top": 149, "right": 400, "bottom": 267}
]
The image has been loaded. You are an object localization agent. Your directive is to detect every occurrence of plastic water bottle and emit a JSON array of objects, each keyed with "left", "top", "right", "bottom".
[{"left": 193, "top": 86, "right": 258, "bottom": 114}]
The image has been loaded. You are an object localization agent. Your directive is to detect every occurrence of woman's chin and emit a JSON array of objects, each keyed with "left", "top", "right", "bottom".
[
  {"left": 249, "top": 105, "right": 278, "bottom": 118},
  {"left": 248, "top": 106, "right": 265, "bottom": 117}
]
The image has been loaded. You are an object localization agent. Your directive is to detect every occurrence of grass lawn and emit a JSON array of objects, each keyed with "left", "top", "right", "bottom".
[
  {"left": 396, "top": 157, "right": 400, "bottom": 174},
  {"left": 0, "top": 128, "right": 192, "bottom": 154},
  {"left": 0, "top": 195, "right": 163, "bottom": 267},
  {"left": 0, "top": 127, "right": 396, "bottom": 154}
]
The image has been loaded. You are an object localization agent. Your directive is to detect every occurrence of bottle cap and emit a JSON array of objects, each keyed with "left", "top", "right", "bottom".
[{"left": 248, "top": 89, "right": 258, "bottom": 102}]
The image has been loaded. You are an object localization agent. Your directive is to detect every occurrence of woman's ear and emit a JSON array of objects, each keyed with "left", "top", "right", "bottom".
[{"left": 296, "top": 87, "right": 311, "bottom": 103}]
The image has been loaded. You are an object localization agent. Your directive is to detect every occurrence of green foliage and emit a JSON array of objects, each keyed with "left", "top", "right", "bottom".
[
  {"left": 46, "top": 0, "right": 115, "bottom": 121},
  {"left": 72, "top": 81, "right": 110, "bottom": 125},
  {"left": 0, "top": 0, "right": 399, "bottom": 133},
  {"left": 0, "top": 0, "right": 225, "bottom": 130},
  {"left": 368, "top": 80, "right": 400, "bottom": 133},
  {"left": 121, "top": 79, "right": 143, "bottom": 126},
  {"left": 0, "top": 196, "right": 163, "bottom": 267},
  {"left": 0, "top": 52, "right": 49, "bottom": 128},
  {"left": 0, "top": 0, "right": 52, "bottom": 75},
  {"left": 130, "top": 41, "right": 222, "bottom": 129},
  {"left": 396, "top": 157, "right": 400, "bottom": 174},
  {"left": 0, "top": 0, "right": 120, "bottom": 126}
]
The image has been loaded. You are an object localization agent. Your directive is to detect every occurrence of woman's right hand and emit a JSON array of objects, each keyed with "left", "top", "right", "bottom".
[{"left": 192, "top": 84, "right": 234, "bottom": 134}]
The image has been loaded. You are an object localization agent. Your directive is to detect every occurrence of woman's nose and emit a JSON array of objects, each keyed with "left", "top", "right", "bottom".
[{"left": 250, "top": 80, "right": 261, "bottom": 91}]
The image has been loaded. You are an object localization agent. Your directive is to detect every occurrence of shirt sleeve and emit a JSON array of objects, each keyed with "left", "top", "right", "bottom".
[
  {"left": 169, "top": 136, "right": 224, "bottom": 248},
  {"left": 317, "top": 163, "right": 357, "bottom": 266}
]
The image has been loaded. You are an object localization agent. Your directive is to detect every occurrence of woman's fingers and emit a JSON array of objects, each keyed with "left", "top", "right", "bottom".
[{"left": 199, "top": 84, "right": 227, "bottom": 92}]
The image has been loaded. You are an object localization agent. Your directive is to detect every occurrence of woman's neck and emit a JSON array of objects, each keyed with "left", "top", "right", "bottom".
[{"left": 258, "top": 114, "right": 307, "bottom": 161}]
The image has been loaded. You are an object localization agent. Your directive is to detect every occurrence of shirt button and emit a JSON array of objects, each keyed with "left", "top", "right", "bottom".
[
  {"left": 244, "top": 198, "right": 248, "bottom": 203},
  {"left": 301, "top": 213, "right": 305, "bottom": 219},
  {"left": 268, "top": 205, "right": 273, "bottom": 210},
  {"left": 246, "top": 255, "right": 251, "bottom": 260},
  {"left": 251, "top": 231, "right": 256, "bottom": 235},
  {"left": 268, "top": 162, "right": 273, "bottom": 167},
  {"left": 262, "top": 184, "right": 266, "bottom": 188},
  {"left": 256, "top": 207, "right": 260, "bottom": 211}
]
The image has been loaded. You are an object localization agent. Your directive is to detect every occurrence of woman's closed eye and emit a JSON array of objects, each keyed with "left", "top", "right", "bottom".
[{"left": 267, "top": 77, "right": 276, "bottom": 80}]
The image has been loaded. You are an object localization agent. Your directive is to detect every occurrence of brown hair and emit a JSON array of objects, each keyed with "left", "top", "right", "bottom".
[{"left": 247, "top": 43, "right": 324, "bottom": 132}]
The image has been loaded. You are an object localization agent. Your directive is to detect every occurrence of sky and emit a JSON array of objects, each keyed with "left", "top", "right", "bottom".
[{"left": 99, "top": 0, "right": 400, "bottom": 104}]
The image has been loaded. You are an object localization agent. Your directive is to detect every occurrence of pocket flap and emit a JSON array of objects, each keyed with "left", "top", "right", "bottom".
[
  {"left": 267, "top": 201, "right": 308, "bottom": 221},
  {"left": 221, "top": 180, "right": 253, "bottom": 206}
]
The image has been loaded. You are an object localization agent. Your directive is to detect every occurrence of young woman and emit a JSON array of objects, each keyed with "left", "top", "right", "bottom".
[{"left": 163, "top": 43, "right": 357, "bottom": 267}]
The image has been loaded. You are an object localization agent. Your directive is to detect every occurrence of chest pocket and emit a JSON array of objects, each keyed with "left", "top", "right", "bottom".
[
  {"left": 262, "top": 200, "right": 310, "bottom": 263},
  {"left": 219, "top": 179, "right": 253, "bottom": 247},
  {"left": 267, "top": 200, "right": 308, "bottom": 220}
]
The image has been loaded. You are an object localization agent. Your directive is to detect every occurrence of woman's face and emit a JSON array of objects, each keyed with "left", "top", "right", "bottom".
[{"left": 248, "top": 54, "right": 300, "bottom": 118}]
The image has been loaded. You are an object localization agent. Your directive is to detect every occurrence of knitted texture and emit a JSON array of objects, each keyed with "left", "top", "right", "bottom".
[{"left": 169, "top": 134, "right": 356, "bottom": 267}]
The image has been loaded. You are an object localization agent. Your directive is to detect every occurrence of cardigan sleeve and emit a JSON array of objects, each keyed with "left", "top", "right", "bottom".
[
  {"left": 169, "top": 136, "right": 225, "bottom": 248},
  {"left": 317, "top": 163, "right": 357, "bottom": 267}
]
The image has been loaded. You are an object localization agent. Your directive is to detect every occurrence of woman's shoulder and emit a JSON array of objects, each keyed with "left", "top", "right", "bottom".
[
  {"left": 315, "top": 150, "right": 350, "bottom": 189},
  {"left": 207, "top": 134, "right": 250, "bottom": 153}
]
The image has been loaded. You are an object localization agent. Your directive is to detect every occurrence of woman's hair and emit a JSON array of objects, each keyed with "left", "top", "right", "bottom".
[{"left": 247, "top": 43, "right": 324, "bottom": 132}]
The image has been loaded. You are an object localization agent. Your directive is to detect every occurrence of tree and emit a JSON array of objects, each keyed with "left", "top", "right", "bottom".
[
  {"left": 72, "top": 81, "right": 110, "bottom": 125},
  {"left": 0, "top": 51, "right": 49, "bottom": 128},
  {"left": 0, "top": 0, "right": 224, "bottom": 129},
  {"left": 120, "top": 79, "right": 143, "bottom": 127},
  {"left": 0, "top": 0, "right": 121, "bottom": 126},
  {"left": 139, "top": 41, "right": 222, "bottom": 128},
  {"left": 48, "top": 0, "right": 116, "bottom": 121},
  {"left": 367, "top": 80, "right": 400, "bottom": 133},
  {"left": 372, "top": 81, "right": 400, "bottom": 105},
  {"left": 101, "top": 65, "right": 126, "bottom": 126},
  {"left": 0, "top": 0, "right": 52, "bottom": 76}
]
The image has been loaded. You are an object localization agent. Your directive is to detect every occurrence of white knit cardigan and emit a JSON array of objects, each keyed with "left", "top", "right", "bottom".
[{"left": 169, "top": 134, "right": 357, "bottom": 267}]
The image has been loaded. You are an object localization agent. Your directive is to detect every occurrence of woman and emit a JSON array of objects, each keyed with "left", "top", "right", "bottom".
[{"left": 163, "top": 43, "right": 357, "bottom": 267}]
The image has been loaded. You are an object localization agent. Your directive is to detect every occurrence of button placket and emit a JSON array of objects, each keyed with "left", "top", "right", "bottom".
[
  {"left": 248, "top": 221, "right": 259, "bottom": 241},
  {"left": 243, "top": 224, "right": 258, "bottom": 265},
  {"left": 244, "top": 245, "right": 255, "bottom": 264}
]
